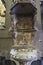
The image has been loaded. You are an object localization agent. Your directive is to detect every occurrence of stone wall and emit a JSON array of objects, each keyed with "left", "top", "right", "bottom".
[{"left": 0, "top": 0, "right": 14, "bottom": 58}]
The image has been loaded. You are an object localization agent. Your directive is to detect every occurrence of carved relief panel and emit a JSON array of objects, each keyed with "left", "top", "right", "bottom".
[
  {"left": 16, "top": 15, "right": 34, "bottom": 30},
  {"left": 14, "top": 15, "right": 35, "bottom": 45}
]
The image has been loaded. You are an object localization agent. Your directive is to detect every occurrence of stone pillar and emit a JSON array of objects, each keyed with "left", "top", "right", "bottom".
[
  {"left": 33, "top": 0, "right": 43, "bottom": 57},
  {"left": 35, "top": 0, "right": 42, "bottom": 30}
]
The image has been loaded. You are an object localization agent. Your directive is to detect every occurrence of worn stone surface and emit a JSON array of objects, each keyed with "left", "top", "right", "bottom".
[
  {"left": 13, "top": 15, "right": 35, "bottom": 47},
  {"left": 0, "top": 0, "right": 14, "bottom": 58},
  {"left": 16, "top": 16, "right": 33, "bottom": 30}
]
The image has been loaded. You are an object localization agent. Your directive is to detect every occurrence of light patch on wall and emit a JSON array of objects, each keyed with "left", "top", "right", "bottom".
[{"left": 0, "top": 0, "right": 6, "bottom": 29}]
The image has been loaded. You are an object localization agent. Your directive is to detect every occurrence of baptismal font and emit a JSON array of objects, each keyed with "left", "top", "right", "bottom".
[{"left": 10, "top": 0, "right": 37, "bottom": 65}]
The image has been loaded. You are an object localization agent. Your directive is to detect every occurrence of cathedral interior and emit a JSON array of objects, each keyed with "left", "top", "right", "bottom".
[{"left": 0, "top": 0, "right": 43, "bottom": 65}]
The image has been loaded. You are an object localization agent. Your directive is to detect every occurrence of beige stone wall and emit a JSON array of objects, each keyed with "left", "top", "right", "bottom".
[{"left": 0, "top": 0, "right": 14, "bottom": 58}]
